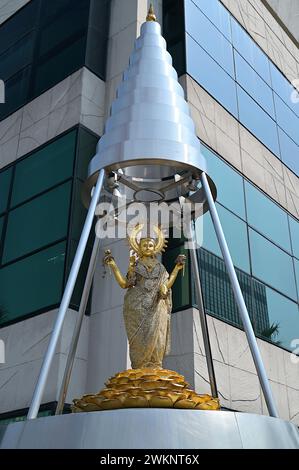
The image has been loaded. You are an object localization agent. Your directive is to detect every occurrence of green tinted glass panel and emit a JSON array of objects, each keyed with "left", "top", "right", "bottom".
[
  {"left": 249, "top": 228, "right": 297, "bottom": 300},
  {"left": 254, "top": 286, "right": 299, "bottom": 352},
  {"left": 0, "top": 0, "right": 38, "bottom": 55},
  {"left": 163, "top": 244, "right": 190, "bottom": 311},
  {"left": 245, "top": 181, "right": 291, "bottom": 252},
  {"left": 69, "top": 179, "right": 95, "bottom": 245},
  {"left": 85, "top": 28, "right": 108, "bottom": 80},
  {"left": 0, "top": 410, "right": 52, "bottom": 426},
  {"left": 201, "top": 145, "right": 245, "bottom": 218},
  {"left": 76, "top": 127, "right": 98, "bottom": 180},
  {"left": 198, "top": 203, "right": 250, "bottom": 273},
  {"left": 0, "top": 66, "right": 31, "bottom": 120},
  {"left": 0, "top": 242, "right": 66, "bottom": 324},
  {"left": 39, "top": 1, "right": 89, "bottom": 56},
  {"left": 289, "top": 216, "right": 299, "bottom": 260},
  {"left": 12, "top": 131, "right": 76, "bottom": 206},
  {"left": 3, "top": 183, "right": 71, "bottom": 263},
  {"left": 70, "top": 180, "right": 87, "bottom": 242},
  {"left": 0, "top": 216, "right": 4, "bottom": 244},
  {"left": 0, "top": 32, "right": 34, "bottom": 80},
  {"left": 67, "top": 240, "right": 93, "bottom": 310},
  {"left": 0, "top": 167, "right": 12, "bottom": 214},
  {"left": 34, "top": 37, "right": 86, "bottom": 97},
  {"left": 0, "top": 0, "right": 110, "bottom": 121}
]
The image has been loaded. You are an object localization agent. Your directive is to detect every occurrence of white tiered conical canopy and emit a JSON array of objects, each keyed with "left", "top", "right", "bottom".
[{"left": 83, "top": 14, "right": 216, "bottom": 212}]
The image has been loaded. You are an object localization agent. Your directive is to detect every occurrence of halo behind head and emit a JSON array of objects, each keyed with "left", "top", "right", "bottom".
[{"left": 128, "top": 223, "right": 168, "bottom": 255}]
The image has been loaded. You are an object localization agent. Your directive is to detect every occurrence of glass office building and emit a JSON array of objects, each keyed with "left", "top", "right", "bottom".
[{"left": 0, "top": 0, "right": 298, "bottom": 425}]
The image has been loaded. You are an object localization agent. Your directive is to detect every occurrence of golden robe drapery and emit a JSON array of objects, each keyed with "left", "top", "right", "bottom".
[{"left": 123, "top": 260, "right": 172, "bottom": 369}]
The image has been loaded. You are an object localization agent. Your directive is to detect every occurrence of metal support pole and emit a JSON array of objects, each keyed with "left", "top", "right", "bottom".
[
  {"left": 188, "top": 220, "right": 218, "bottom": 399},
  {"left": 27, "top": 169, "right": 106, "bottom": 420},
  {"left": 55, "top": 236, "right": 101, "bottom": 415},
  {"left": 201, "top": 172, "right": 279, "bottom": 418}
]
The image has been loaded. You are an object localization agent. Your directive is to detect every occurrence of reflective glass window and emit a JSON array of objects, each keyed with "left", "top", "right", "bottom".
[
  {"left": 185, "top": 0, "right": 234, "bottom": 77},
  {"left": 237, "top": 85, "right": 280, "bottom": 156},
  {"left": 0, "top": 242, "right": 66, "bottom": 325},
  {"left": 278, "top": 128, "right": 299, "bottom": 175},
  {"left": 198, "top": 249, "right": 253, "bottom": 329},
  {"left": 85, "top": 27, "right": 108, "bottom": 80},
  {"left": 234, "top": 51, "right": 275, "bottom": 119},
  {"left": 0, "top": 66, "right": 31, "bottom": 120},
  {"left": 38, "top": 0, "right": 89, "bottom": 56},
  {"left": 0, "top": 167, "right": 13, "bottom": 215},
  {"left": 85, "top": 0, "right": 110, "bottom": 79},
  {"left": 0, "top": 0, "right": 38, "bottom": 55},
  {"left": 197, "top": 248, "right": 299, "bottom": 351},
  {"left": 33, "top": 0, "right": 90, "bottom": 96},
  {"left": 191, "top": 0, "right": 231, "bottom": 41},
  {"left": 294, "top": 259, "right": 299, "bottom": 300},
  {"left": 245, "top": 181, "right": 291, "bottom": 252},
  {"left": 201, "top": 144, "right": 245, "bottom": 218},
  {"left": 254, "top": 286, "right": 299, "bottom": 352},
  {"left": 0, "top": 32, "right": 34, "bottom": 81},
  {"left": 289, "top": 216, "right": 299, "bottom": 260},
  {"left": 70, "top": 180, "right": 87, "bottom": 242},
  {"left": 0, "top": 409, "right": 52, "bottom": 426},
  {"left": 231, "top": 18, "right": 271, "bottom": 85},
  {"left": 249, "top": 228, "right": 297, "bottom": 300},
  {"left": 0, "top": 0, "right": 110, "bottom": 120},
  {"left": 270, "top": 62, "right": 299, "bottom": 118},
  {"left": 12, "top": 131, "right": 76, "bottom": 206},
  {"left": 163, "top": 0, "right": 186, "bottom": 76},
  {"left": 33, "top": 37, "right": 86, "bottom": 97},
  {"left": 3, "top": 182, "right": 71, "bottom": 264},
  {"left": 199, "top": 203, "right": 250, "bottom": 273},
  {"left": 66, "top": 239, "right": 93, "bottom": 310},
  {"left": 0, "top": 126, "right": 98, "bottom": 324},
  {"left": 274, "top": 93, "right": 299, "bottom": 146},
  {"left": 76, "top": 127, "right": 98, "bottom": 180},
  {"left": 0, "top": 216, "right": 4, "bottom": 243},
  {"left": 186, "top": 34, "right": 238, "bottom": 117}
]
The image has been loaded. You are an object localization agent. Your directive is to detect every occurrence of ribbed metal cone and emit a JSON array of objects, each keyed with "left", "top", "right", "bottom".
[{"left": 83, "top": 20, "right": 216, "bottom": 209}]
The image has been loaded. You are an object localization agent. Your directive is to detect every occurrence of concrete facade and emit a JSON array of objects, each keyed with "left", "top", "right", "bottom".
[
  {"left": 264, "top": 0, "right": 299, "bottom": 43},
  {"left": 0, "top": 0, "right": 298, "bottom": 432}
]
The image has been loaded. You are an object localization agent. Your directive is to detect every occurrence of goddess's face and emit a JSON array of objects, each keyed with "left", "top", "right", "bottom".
[{"left": 140, "top": 238, "right": 156, "bottom": 256}]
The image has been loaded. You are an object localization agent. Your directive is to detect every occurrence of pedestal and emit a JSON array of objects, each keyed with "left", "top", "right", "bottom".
[{"left": 1, "top": 409, "right": 299, "bottom": 449}]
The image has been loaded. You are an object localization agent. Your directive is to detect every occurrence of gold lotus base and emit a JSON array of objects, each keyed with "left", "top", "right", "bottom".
[{"left": 71, "top": 368, "right": 220, "bottom": 412}]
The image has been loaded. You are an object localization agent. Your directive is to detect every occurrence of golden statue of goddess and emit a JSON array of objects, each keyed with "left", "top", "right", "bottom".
[
  {"left": 103, "top": 224, "right": 186, "bottom": 370},
  {"left": 72, "top": 224, "right": 220, "bottom": 412}
]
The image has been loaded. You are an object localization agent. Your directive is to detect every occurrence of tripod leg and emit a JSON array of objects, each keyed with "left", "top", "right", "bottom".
[
  {"left": 27, "top": 169, "right": 105, "bottom": 420},
  {"left": 201, "top": 172, "right": 278, "bottom": 418},
  {"left": 55, "top": 236, "right": 101, "bottom": 415}
]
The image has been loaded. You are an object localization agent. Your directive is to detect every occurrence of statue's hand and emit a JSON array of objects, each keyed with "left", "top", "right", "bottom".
[
  {"left": 175, "top": 254, "right": 186, "bottom": 271},
  {"left": 159, "top": 283, "right": 169, "bottom": 299},
  {"left": 103, "top": 250, "right": 116, "bottom": 267},
  {"left": 129, "top": 255, "right": 136, "bottom": 269}
]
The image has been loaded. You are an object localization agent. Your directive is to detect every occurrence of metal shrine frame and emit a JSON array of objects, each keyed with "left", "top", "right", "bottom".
[{"left": 27, "top": 17, "right": 278, "bottom": 420}]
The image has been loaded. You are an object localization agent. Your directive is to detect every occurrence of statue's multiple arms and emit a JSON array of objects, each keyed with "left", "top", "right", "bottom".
[{"left": 104, "top": 249, "right": 185, "bottom": 294}]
